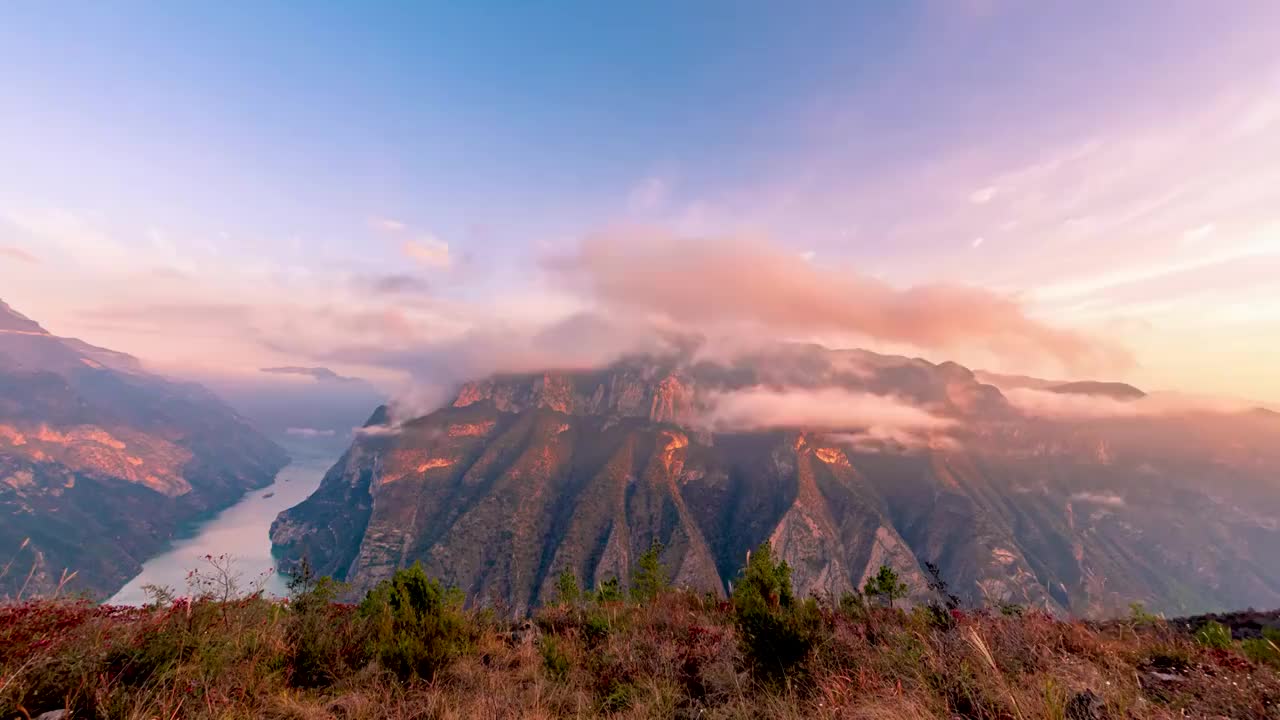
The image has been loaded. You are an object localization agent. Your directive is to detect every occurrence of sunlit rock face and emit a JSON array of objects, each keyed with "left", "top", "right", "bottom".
[
  {"left": 0, "top": 301, "right": 288, "bottom": 599},
  {"left": 274, "top": 346, "right": 1280, "bottom": 618}
]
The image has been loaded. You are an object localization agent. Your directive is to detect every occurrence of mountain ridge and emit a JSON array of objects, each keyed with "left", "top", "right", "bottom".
[{"left": 273, "top": 345, "right": 1280, "bottom": 617}]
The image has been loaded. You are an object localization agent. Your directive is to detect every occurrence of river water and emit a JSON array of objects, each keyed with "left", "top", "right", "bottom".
[{"left": 108, "top": 445, "right": 336, "bottom": 605}]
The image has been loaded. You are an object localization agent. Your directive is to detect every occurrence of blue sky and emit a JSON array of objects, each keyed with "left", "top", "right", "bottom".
[{"left": 2, "top": 2, "right": 1279, "bottom": 403}]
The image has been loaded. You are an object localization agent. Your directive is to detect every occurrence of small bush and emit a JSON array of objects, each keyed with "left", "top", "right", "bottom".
[
  {"left": 358, "top": 562, "right": 471, "bottom": 681},
  {"left": 541, "top": 635, "right": 572, "bottom": 680},
  {"left": 1242, "top": 637, "right": 1280, "bottom": 667},
  {"left": 595, "top": 576, "right": 623, "bottom": 604},
  {"left": 1129, "top": 601, "right": 1160, "bottom": 624},
  {"left": 584, "top": 610, "right": 612, "bottom": 646},
  {"left": 1195, "top": 620, "right": 1231, "bottom": 649}
]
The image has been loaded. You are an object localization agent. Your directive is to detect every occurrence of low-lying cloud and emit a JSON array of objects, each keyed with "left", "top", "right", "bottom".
[
  {"left": 701, "top": 387, "right": 954, "bottom": 450},
  {"left": 285, "top": 427, "right": 338, "bottom": 438},
  {"left": 261, "top": 366, "right": 362, "bottom": 384},
  {"left": 1069, "top": 491, "right": 1126, "bottom": 507},
  {"left": 1006, "top": 387, "right": 1258, "bottom": 419}
]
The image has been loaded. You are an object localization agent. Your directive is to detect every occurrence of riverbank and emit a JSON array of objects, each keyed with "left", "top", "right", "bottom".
[{"left": 107, "top": 441, "right": 336, "bottom": 605}]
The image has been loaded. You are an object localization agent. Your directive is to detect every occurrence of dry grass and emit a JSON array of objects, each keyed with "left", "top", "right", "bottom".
[{"left": 2, "top": 592, "right": 1279, "bottom": 719}]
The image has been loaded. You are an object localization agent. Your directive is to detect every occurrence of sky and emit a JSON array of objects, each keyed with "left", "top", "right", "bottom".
[{"left": 1, "top": 1, "right": 1279, "bottom": 406}]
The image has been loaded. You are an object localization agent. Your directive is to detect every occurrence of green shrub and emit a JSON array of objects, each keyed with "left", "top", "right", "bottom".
[
  {"left": 541, "top": 636, "right": 572, "bottom": 680},
  {"left": 584, "top": 610, "right": 612, "bottom": 646},
  {"left": 358, "top": 562, "right": 471, "bottom": 681},
  {"left": 1128, "top": 601, "right": 1160, "bottom": 624},
  {"left": 731, "top": 542, "right": 821, "bottom": 686},
  {"left": 838, "top": 590, "right": 866, "bottom": 619},
  {"left": 1242, "top": 637, "right": 1280, "bottom": 667},
  {"left": 595, "top": 576, "right": 623, "bottom": 604},
  {"left": 629, "top": 539, "right": 669, "bottom": 604},
  {"left": 599, "top": 679, "right": 634, "bottom": 713},
  {"left": 1195, "top": 620, "right": 1231, "bottom": 649}
]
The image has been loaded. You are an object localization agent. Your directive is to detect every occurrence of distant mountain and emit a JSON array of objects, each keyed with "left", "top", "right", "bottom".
[
  {"left": 0, "top": 301, "right": 288, "bottom": 598},
  {"left": 273, "top": 345, "right": 1280, "bottom": 617}
]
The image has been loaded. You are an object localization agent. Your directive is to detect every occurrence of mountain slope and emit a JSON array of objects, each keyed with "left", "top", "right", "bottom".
[
  {"left": 273, "top": 347, "right": 1280, "bottom": 616},
  {"left": 0, "top": 301, "right": 289, "bottom": 598}
]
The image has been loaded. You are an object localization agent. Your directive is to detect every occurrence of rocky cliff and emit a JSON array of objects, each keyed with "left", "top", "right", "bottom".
[{"left": 273, "top": 346, "right": 1280, "bottom": 616}]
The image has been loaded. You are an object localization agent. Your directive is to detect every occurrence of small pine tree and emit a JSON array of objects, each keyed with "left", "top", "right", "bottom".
[
  {"left": 731, "top": 542, "right": 819, "bottom": 686},
  {"left": 863, "top": 564, "right": 908, "bottom": 609},
  {"left": 630, "top": 539, "right": 669, "bottom": 603},
  {"left": 554, "top": 568, "right": 581, "bottom": 606}
]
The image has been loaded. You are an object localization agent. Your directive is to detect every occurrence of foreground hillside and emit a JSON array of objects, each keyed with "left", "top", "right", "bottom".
[
  {"left": 3, "top": 556, "right": 1280, "bottom": 720},
  {"left": 0, "top": 300, "right": 289, "bottom": 598},
  {"left": 273, "top": 346, "right": 1280, "bottom": 617}
]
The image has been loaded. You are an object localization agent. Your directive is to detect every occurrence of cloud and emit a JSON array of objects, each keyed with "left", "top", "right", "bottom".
[
  {"left": 1069, "top": 491, "right": 1125, "bottom": 507},
  {"left": 354, "top": 423, "right": 404, "bottom": 437},
  {"left": 700, "top": 387, "right": 955, "bottom": 448},
  {"left": 628, "top": 177, "right": 669, "bottom": 212},
  {"left": 356, "top": 273, "right": 432, "bottom": 296},
  {"left": 286, "top": 427, "right": 337, "bottom": 438},
  {"left": 551, "top": 229, "right": 1124, "bottom": 374},
  {"left": 1005, "top": 387, "right": 1258, "bottom": 419},
  {"left": 0, "top": 246, "right": 38, "bottom": 264},
  {"left": 369, "top": 217, "right": 407, "bottom": 233},
  {"left": 402, "top": 236, "right": 452, "bottom": 269},
  {"left": 261, "top": 366, "right": 361, "bottom": 384},
  {"left": 969, "top": 186, "right": 998, "bottom": 204},
  {"left": 322, "top": 311, "right": 674, "bottom": 418}
]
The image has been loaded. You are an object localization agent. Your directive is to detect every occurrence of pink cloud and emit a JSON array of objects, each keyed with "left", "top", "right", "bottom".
[
  {"left": 402, "top": 236, "right": 451, "bottom": 269},
  {"left": 1005, "top": 387, "right": 1259, "bottom": 419},
  {"left": 552, "top": 229, "right": 1126, "bottom": 374}
]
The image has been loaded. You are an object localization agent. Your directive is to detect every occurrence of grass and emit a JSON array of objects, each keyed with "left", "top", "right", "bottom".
[{"left": 3, "top": 583, "right": 1280, "bottom": 719}]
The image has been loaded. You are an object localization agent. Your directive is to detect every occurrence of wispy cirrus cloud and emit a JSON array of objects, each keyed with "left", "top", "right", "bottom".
[
  {"left": 0, "top": 246, "right": 38, "bottom": 264},
  {"left": 369, "top": 217, "right": 407, "bottom": 233}
]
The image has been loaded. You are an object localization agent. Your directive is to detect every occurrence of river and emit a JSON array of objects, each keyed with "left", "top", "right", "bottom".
[{"left": 108, "top": 443, "right": 337, "bottom": 605}]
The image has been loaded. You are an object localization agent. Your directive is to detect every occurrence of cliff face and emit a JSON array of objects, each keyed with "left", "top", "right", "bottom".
[
  {"left": 273, "top": 348, "right": 1280, "bottom": 617},
  {"left": 0, "top": 301, "right": 289, "bottom": 598}
]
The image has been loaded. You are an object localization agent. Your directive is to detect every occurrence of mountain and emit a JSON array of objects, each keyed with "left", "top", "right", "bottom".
[
  {"left": 272, "top": 345, "right": 1280, "bottom": 617},
  {"left": 0, "top": 301, "right": 289, "bottom": 598}
]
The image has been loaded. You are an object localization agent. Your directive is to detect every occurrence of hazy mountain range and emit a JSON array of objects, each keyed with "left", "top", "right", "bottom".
[{"left": 0, "top": 301, "right": 288, "bottom": 597}]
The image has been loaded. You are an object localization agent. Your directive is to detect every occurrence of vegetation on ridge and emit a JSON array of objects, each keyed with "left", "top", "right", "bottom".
[{"left": 2, "top": 550, "right": 1280, "bottom": 719}]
